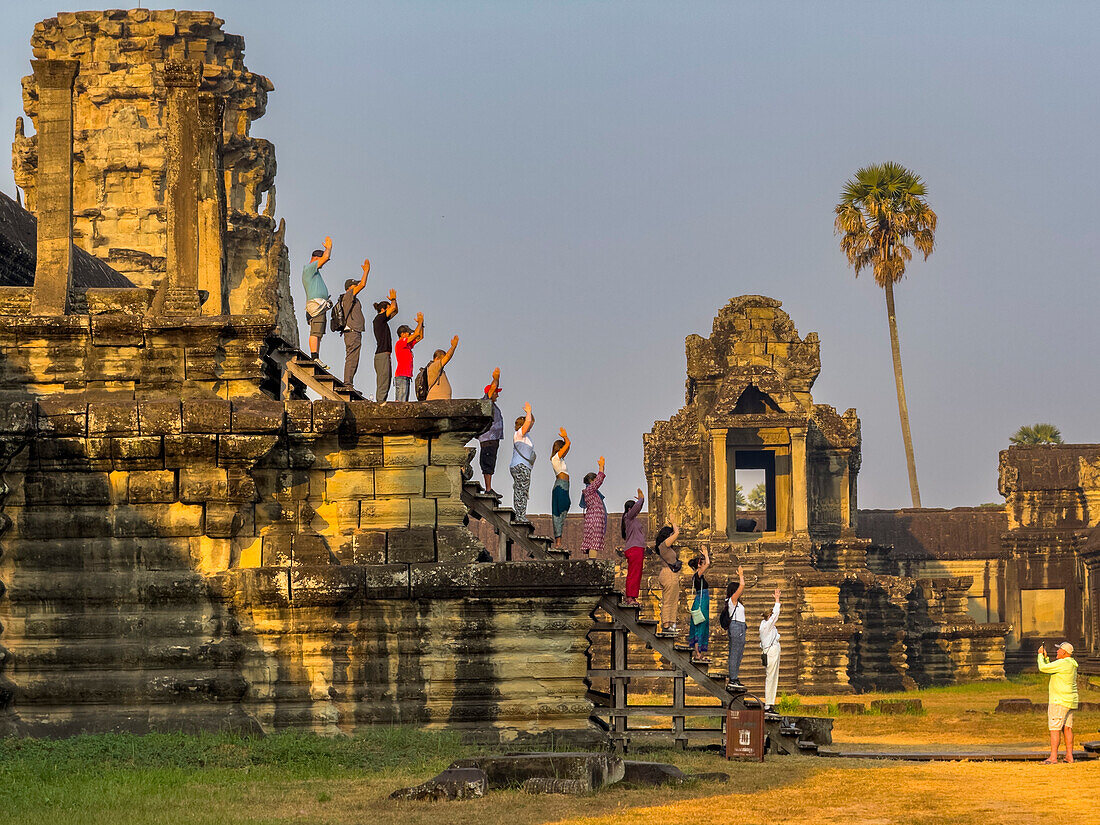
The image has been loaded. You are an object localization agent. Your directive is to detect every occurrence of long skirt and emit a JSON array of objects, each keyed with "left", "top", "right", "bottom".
[
  {"left": 688, "top": 588, "right": 710, "bottom": 652},
  {"left": 551, "top": 477, "right": 570, "bottom": 538}
]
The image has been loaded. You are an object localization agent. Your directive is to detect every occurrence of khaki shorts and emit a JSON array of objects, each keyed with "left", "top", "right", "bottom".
[{"left": 1048, "top": 704, "right": 1075, "bottom": 731}]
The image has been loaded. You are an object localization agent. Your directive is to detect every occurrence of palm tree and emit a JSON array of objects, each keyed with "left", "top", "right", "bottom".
[
  {"left": 1010, "top": 423, "right": 1063, "bottom": 445},
  {"left": 836, "top": 162, "right": 937, "bottom": 508}
]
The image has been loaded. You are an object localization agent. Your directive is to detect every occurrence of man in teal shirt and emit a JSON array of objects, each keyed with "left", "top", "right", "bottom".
[
  {"left": 1037, "top": 642, "right": 1078, "bottom": 764},
  {"left": 302, "top": 236, "right": 333, "bottom": 364}
]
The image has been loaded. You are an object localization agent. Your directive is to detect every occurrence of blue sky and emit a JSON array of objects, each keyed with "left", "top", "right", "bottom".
[{"left": 3, "top": 1, "right": 1098, "bottom": 514}]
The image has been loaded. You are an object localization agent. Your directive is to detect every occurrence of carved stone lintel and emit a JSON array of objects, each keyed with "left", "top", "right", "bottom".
[
  {"left": 163, "top": 59, "right": 203, "bottom": 88},
  {"left": 31, "top": 58, "right": 78, "bottom": 89}
]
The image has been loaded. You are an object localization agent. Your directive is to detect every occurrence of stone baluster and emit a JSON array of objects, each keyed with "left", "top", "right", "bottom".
[{"left": 29, "top": 58, "right": 79, "bottom": 316}]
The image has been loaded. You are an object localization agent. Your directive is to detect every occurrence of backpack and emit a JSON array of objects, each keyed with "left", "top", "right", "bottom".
[
  {"left": 414, "top": 365, "right": 431, "bottom": 400},
  {"left": 719, "top": 601, "right": 731, "bottom": 631},
  {"left": 330, "top": 292, "right": 349, "bottom": 332},
  {"left": 415, "top": 361, "right": 443, "bottom": 400}
]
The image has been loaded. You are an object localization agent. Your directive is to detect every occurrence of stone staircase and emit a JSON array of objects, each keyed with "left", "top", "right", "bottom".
[
  {"left": 585, "top": 594, "right": 824, "bottom": 754},
  {"left": 461, "top": 480, "right": 567, "bottom": 561},
  {"left": 265, "top": 341, "right": 366, "bottom": 402}
]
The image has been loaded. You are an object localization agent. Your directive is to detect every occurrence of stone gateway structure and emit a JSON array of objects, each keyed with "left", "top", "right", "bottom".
[{"left": 642, "top": 296, "right": 1008, "bottom": 694}]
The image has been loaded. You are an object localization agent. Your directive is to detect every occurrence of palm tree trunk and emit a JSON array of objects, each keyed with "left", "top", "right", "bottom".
[{"left": 883, "top": 279, "right": 921, "bottom": 507}]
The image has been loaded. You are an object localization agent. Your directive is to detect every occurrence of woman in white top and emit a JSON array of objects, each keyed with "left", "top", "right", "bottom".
[
  {"left": 759, "top": 587, "right": 782, "bottom": 710},
  {"left": 509, "top": 403, "right": 535, "bottom": 521},
  {"left": 549, "top": 428, "right": 571, "bottom": 549},
  {"left": 725, "top": 565, "right": 746, "bottom": 692}
]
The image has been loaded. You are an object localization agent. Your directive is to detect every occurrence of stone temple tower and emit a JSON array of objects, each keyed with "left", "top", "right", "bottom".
[
  {"left": 642, "top": 296, "right": 1007, "bottom": 694},
  {"left": 11, "top": 9, "right": 295, "bottom": 342}
]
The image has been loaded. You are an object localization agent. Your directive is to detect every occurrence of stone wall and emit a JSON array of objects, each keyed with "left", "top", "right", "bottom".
[
  {"left": 11, "top": 10, "right": 295, "bottom": 342},
  {"left": 0, "top": 392, "right": 613, "bottom": 739}
]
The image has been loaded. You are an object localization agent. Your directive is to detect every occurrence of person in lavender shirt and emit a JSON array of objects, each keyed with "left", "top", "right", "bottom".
[{"left": 620, "top": 488, "right": 646, "bottom": 607}]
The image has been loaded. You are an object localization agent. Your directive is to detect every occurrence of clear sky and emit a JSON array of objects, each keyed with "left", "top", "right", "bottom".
[{"left": 3, "top": 1, "right": 1098, "bottom": 515}]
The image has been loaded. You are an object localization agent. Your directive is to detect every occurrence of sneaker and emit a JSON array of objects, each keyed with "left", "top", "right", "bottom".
[
  {"left": 725, "top": 681, "right": 747, "bottom": 694},
  {"left": 656, "top": 629, "right": 676, "bottom": 638},
  {"left": 691, "top": 656, "right": 711, "bottom": 665}
]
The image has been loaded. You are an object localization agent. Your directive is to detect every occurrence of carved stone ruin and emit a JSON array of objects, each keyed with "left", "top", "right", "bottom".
[
  {"left": 641, "top": 296, "right": 1008, "bottom": 694},
  {"left": 0, "top": 9, "right": 613, "bottom": 742}
]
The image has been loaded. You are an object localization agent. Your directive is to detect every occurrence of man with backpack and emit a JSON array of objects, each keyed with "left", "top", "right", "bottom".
[
  {"left": 334, "top": 258, "right": 370, "bottom": 389},
  {"left": 302, "top": 237, "right": 333, "bottom": 366}
]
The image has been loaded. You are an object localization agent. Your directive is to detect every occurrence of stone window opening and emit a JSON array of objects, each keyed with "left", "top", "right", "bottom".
[{"left": 733, "top": 450, "right": 776, "bottom": 533}]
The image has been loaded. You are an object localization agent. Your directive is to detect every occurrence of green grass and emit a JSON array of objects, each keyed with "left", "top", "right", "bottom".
[{"left": 0, "top": 728, "right": 473, "bottom": 825}]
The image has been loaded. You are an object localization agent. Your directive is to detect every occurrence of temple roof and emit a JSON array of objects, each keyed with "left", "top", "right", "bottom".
[{"left": 0, "top": 189, "right": 133, "bottom": 288}]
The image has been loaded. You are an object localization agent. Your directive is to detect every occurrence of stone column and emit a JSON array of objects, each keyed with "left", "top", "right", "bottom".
[
  {"left": 709, "top": 428, "right": 729, "bottom": 536},
  {"left": 29, "top": 59, "right": 79, "bottom": 316},
  {"left": 164, "top": 60, "right": 203, "bottom": 315},
  {"left": 197, "top": 91, "right": 227, "bottom": 315},
  {"left": 790, "top": 427, "right": 809, "bottom": 534}
]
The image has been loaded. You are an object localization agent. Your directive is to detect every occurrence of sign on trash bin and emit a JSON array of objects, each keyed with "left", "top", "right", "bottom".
[{"left": 726, "top": 706, "right": 765, "bottom": 761}]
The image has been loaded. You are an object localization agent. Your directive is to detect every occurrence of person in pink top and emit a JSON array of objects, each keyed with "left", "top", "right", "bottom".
[
  {"left": 580, "top": 456, "right": 607, "bottom": 559},
  {"left": 392, "top": 311, "right": 423, "bottom": 402},
  {"left": 620, "top": 488, "right": 646, "bottom": 606}
]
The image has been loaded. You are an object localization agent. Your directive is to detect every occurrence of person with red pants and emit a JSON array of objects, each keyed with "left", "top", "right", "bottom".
[{"left": 620, "top": 488, "right": 646, "bottom": 606}]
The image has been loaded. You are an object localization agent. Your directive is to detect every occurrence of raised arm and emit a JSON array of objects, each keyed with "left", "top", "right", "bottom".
[
  {"left": 441, "top": 335, "right": 459, "bottom": 366},
  {"left": 351, "top": 258, "right": 370, "bottom": 295},
  {"left": 558, "top": 428, "right": 571, "bottom": 458},
  {"left": 487, "top": 367, "right": 500, "bottom": 396},
  {"left": 764, "top": 588, "right": 781, "bottom": 626},
  {"left": 627, "top": 488, "right": 645, "bottom": 519},
  {"left": 520, "top": 402, "right": 533, "bottom": 436},
  {"left": 663, "top": 518, "right": 680, "bottom": 548},
  {"left": 730, "top": 564, "right": 745, "bottom": 603},
  {"left": 590, "top": 457, "right": 606, "bottom": 489},
  {"left": 698, "top": 545, "right": 710, "bottom": 575},
  {"left": 386, "top": 289, "right": 398, "bottom": 318},
  {"left": 411, "top": 311, "right": 424, "bottom": 344},
  {"left": 316, "top": 236, "right": 332, "bottom": 268}
]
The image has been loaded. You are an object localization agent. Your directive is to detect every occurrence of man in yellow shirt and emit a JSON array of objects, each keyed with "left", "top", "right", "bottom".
[{"left": 1037, "top": 642, "right": 1078, "bottom": 764}]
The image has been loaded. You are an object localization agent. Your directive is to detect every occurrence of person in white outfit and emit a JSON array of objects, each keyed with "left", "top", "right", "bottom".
[{"left": 759, "top": 587, "right": 781, "bottom": 711}]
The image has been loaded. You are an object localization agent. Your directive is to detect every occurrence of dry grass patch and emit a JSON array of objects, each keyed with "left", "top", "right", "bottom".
[{"left": 547, "top": 759, "right": 1100, "bottom": 825}]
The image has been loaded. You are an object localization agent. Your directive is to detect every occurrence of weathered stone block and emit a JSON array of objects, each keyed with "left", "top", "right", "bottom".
[
  {"left": 312, "top": 400, "right": 346, "bottom": 433},
  {"left": 189, "top": 535, "right": 232, "bottom": 573},
  {"left": 325, "top": 469, "right": 375, "bottom": 500},
  {"left": 111, "top": 436, "right": 163, "bottom": 469},
  {"left": 309, "top": 501, "right": 360, "bottom": 535},
  {"left": 36, "top": 398, "right": 88, "bottom": 436},
  {"left": 284, "top": 399, "right": 312, "bottom": 432},
  {"left": 383, "top": 434, "right": 428, "bottom": 467},
  {"left": 164, "top": 434, "right": 218, "bottom": 468},
  {"left": 206, "top": 502, "right": 245, "bottom": 538},
  {"left": 314, "top": 438, "right": 383, "bottom": 470},
  {"left": 261, "top": 532, "right": 293, "bottom": 566},
  {"left": 425, "top": 465, "right": 460, "bottom": 498},
  {"left": 25, "top": 471, "right": 111, "bottom": 505},
  {"left": 409, "top": 498, "right": 436, "bottom": 528},
  {"left": 390, "top": 768, "right": 488, "bottom": 802},
  {"left": 179, "top": 467, "right": 229, "bottom": 502},
  {"left": 0, "top": 400, "right": 35, "bottom": 433},
  {"left": 88, "top": 401, "right": 139, "bottom": 436},
  {"left": 450, "top": 753, "right": 625, "bottom": 792},
  {"left": 346, "top": 530, "right": 386, "bottom": 565},
  {"left": 374, "top": 467, "right": 423, "bottom": 496},
  {"left": 360, "top": 498, "right": 409, "bottom": 530},
  {"left": 219, "top": 434, "right": 278, "bottom": 465},
  {"left": 387, "top": 527, "right": 435, "bottom": 563},
  {"left": 292, "top": 533, "right": 332, "bottom": 565},
  {"left": 90, "top": 313, "right": 143, "bottom": 346},
  {"left": 437, "top": 498, "right": 469, "bottom": 527},
  {"left": 226, "top": 468, "right": 257, "bottom": 501},
  {"left": 231, "top": 398, "right": 284, "bottom": 432},
  {"left": 430, "top": 433, "right": 474, "bottom": 466},
  {"left": 436, "top": 526, "right": 484, "bottom": 564},
  {"left": 127, "top": 469, "right": 177, "bottom": 503},
  {"left": 12, "top": 505, "right": 113, "bottom": 539},
  {"left": 181, "top": 398, "right": 231, "bottom": 433},
  {"left": 138, "top": 400, "right": 181, "bottom": 435}
]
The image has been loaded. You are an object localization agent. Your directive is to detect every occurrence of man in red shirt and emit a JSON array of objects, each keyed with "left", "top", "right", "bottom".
[{"left": 393, "top": 311, "right": 423, "bottom": 401}]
